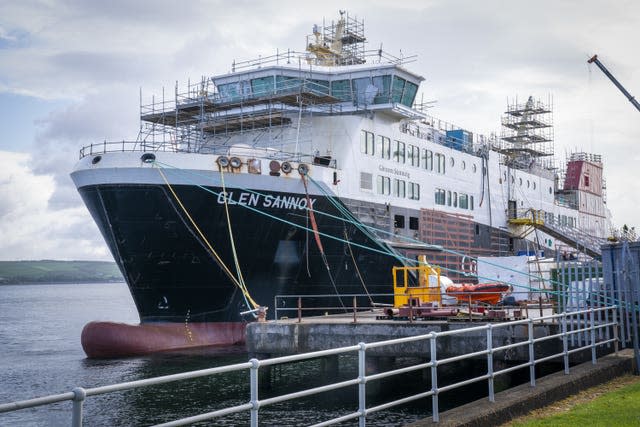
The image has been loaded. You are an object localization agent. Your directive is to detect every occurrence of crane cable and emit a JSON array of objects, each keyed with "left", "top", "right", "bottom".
[
  {"left": 155, "top": 164, "right": 259, "bottom": 310},
  {"left": 219, "top": 167, "right": 259, "bottom": 311}
]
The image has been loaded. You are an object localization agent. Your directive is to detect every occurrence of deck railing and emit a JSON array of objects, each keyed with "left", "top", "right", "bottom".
[{"left": 0, "top": 306, "right": 619, "bottom": 426}]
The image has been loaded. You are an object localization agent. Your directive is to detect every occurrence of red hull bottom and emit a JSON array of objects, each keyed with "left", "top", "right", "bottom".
[{"left": 81, "top": 321, "right": 246, "bottom": 358}]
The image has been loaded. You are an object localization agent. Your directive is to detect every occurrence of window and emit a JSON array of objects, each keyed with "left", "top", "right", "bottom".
[
  {"left": 435, "top": 153, "right": 446, "bottom": 174},
  {"left": 424, "top": 149, "right": 433, "bottom": 171},
  {"left": 449, "top": 157, "right": 455, "bottom": 168},
  {"left": 377, "top": 176, "right": 390, "bottom": 195},
  {"left": 409, "top": 145, "right": 420, "bottom": 167},
  {"left": 461, "top": 160, "right": 466, "bottom": 170},
  {"left": 459, "top": 193, "right": 469, "bottom": 209},
  {"left": 393, "top": 140, "right": 405, "bottom": 163},
  {"left": 401, "top": 81, "right": 418, "bottom": 107},
  {"left": 447, "top": 190, "right": 452, "bottom": 206},
  {"left": 453, "top": 192, "right": 458, "bottom": 207},
  {"left": 435, "top": 188, "right": 446, "bottom": 205},
  {"left": 377, "top": 135, "right": 391, "bottom": 159},
  {"left": 352, "top": 77, "right": 372, "bottom": 106},
  {"left": 470, "top": 195, "right": 474, "bottom": 210},
  {"left": 473, "top": 163, "right": 477, "bottom": 173},
  {"left": 409, "top": 216, "right": 419, "bottom": 230},
  {"left": 394, "top": 215, "right": 405, "bottom": 229},
  {"left": 393, "top": 179, "right": 406, "bottom": 198},
  {"left": 584, "top": 175, "right": 590, "bottom": 187},
  {"left": 250, "top": 76, "right": 275, "bottom": 96},
  {"left": 533, "top": 182, "right": 536, "bottom": 190},
  {"left": 360, "top": 130, "right": 374, "bottom": 155},
  {"left": 372, "top": 75, "right": 392, "bottom": 104},
  {"left": 408, "top": 182, "right": 420, "bottom": 200},
  {"left": 360, "top": 172, "right": 373, "bottom": 190},
  {"left": 331, "top": 79, "right": 352, "bottom": 101},
  {"left": 391, "top": 76, "right": 406, "bottom": 103}
]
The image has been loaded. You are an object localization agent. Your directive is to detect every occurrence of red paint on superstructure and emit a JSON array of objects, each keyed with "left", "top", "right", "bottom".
[
  {"left": 81, "top": 321, "right": 246, "bottom": 358},
  {"left": 563, "top": 160, "right": 603, "bottom": 196}
]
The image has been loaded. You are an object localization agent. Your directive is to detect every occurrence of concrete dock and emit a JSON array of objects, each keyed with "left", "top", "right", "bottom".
[{"left": 247, "top": 311, "right": 561, "bottom": 361}]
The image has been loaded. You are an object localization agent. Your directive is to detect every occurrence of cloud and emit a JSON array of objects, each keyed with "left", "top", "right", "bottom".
[
  {"left": 0, "top": 0, "right": 639, "bottom": 262},
  {"left": 0, "top": 151, "right": 110, "bottom": 260}
]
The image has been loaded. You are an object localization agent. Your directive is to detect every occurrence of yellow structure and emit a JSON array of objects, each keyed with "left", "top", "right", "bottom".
[
  {"left": 392, "top": 255, "right": 442, "bottom": 308},
  {"left": 507, "top": 209, "right": 544, "bottom": 226}
]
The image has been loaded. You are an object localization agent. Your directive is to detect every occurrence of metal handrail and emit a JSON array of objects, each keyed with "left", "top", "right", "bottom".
[{"left": 0, "top": 306, "right": 619, "bottom": 426}]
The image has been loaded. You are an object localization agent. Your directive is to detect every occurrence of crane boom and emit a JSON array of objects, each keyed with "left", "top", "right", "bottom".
[{"left": 588, "top": 54, "right": 640, "bottom": 112}]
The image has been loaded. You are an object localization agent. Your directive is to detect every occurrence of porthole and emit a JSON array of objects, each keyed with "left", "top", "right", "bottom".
[
  {"left": 527, "top": 180, "right": 530, "bottom": 188},
  {"left": 91, "top": 155, "right": 102, "bottom": 165},
  {"left": 217, "top": 156, "right": 229, "bottom": 168},
  {"left": 298, "top": 163, "right": 309, "bottom": 176},
  {"left": 141, "top": 153, "right": 156, "bottom": 163},
  {"left": 473, "top": 164, "right": 477, "bottom": 173},
  {"left": 269, "top": 160, "right": 281, "bottom": 173},
  {"left": 461, "top": 160, "right": 466, "bottom": 170},
  {"left": 229, "top": 157, "right": 242, "bottom": 169},
  {"left": 533, "top": 182, "right": 536, "bottom": 190},
  {"left": 449, "top": 157, "right": 455, "bottom": 167},
  {"left": 281, "top": 161, "right": 292, "bottom": 174},
  {"left": 519, "top": 178, "right": 523, "bottom": 186}
]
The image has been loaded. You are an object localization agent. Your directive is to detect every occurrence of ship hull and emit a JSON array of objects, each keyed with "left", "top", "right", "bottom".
[
  {"left": 77, "top": 180, "right": 399, "bottom": 356},
  {"left": 74, "top": 170, "right": 538, "bottom": 357}
]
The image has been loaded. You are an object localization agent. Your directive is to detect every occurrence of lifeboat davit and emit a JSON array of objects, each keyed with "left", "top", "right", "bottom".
[{"left": 445, "top": 283, "right": 511, "bottom": 305}]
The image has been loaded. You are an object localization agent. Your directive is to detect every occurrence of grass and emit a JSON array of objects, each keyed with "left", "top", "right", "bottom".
[{"left": 504, "top": 374, "right": 640, "bottom": 427}]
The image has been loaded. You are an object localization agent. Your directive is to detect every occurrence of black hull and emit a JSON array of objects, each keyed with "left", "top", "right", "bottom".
[
  {"left": 79, "top": 183, "right": 398, "bottom": 323},
  {"left": 79, "top": 182, "right": 538, "bottom": 326}
]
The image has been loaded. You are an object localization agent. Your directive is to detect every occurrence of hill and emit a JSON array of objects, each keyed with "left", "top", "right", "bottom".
[{"left": 0, "top": 260, "right": 123, "bottom": 284}]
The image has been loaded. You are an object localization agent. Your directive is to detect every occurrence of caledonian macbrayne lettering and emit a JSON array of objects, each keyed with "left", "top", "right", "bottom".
[{"left": 216, "top": 191, "right": 316, "bottom": 211}]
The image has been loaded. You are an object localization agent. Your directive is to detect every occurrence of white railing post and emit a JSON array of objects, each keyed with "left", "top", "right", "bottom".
[
  {"left": 358, "top": 342, "right": 366, "bottom": 427},
  {"left": 487, "top": 325, "right": 495, "bottom": 402},
  {"left": 528, "top": 319, "right": 535, "bottom": 387},
  {"left": 562, "top": 312, "right": 569, "bottom": 374},
  {"left": 249, "top": 359, "right": 260, "bottom": 427},
  {"left": 430, "top": 332, "right": 439, "bottom": 423},
  {"left": 71, "top": 387, "right": 86, "bottom": 427},
  {"left": 590, "top": 308, "right": 597, "bottom": 364}
]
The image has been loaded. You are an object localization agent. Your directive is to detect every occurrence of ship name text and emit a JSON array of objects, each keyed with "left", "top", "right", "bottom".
[
  {"left": 217, "top": 191, "right": 316, "bottom": 211},
  {"left": 378, "top": 165, "right": 410, "bottom": 179}
]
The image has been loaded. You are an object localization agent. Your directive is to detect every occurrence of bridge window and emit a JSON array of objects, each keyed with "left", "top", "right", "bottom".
[
  {"left": 250, "top": 76, "right": 274, "bottom": 96},
  {"left": 331, "top": 79, "right": 352, "bottom": 101},
  {"left": 372, "top": 75, "right": 392, "bottom": 104}
]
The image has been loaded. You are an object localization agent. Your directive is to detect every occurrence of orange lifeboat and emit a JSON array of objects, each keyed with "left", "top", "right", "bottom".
[{"left": 445, "top": 283, "right": 511, "bottom": 305}]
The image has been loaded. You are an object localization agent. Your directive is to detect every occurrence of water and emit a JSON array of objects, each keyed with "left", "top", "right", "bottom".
[{"left": 0, "top": 283, "right": 438, "bottom": 426}]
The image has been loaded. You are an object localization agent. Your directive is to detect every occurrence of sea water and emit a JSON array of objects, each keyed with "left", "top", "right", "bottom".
[{"left": 0, "top": 283, "right": 440, "bottom": 426}]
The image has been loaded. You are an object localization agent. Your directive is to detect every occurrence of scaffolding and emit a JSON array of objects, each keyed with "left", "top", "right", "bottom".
[
  {"left": 495, "top": 95, "right": 555, "bottom": 171},
  {"left": 138, "top": 75, "right": 342, "bottom": 156},
  {"left": 306, "top": 11, "right": 366, "bottom": 66}
]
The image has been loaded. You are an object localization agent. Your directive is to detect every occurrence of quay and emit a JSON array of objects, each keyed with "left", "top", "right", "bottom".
[{"left": 247, "top": 310, "right": 562, "bottom": 361}]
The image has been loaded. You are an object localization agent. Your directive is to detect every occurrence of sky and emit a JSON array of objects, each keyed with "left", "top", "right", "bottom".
[{"left": 0, "top": 0, "right": 638, "bottom": 261}]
